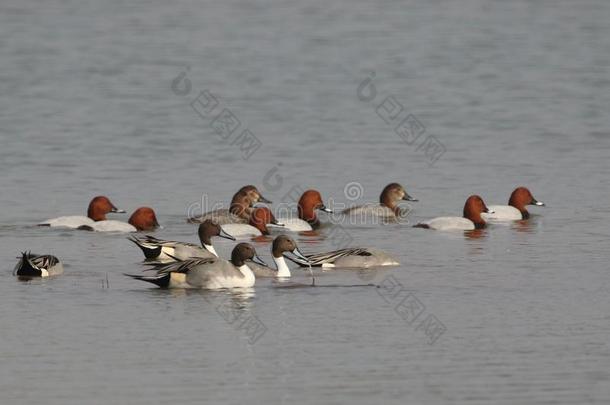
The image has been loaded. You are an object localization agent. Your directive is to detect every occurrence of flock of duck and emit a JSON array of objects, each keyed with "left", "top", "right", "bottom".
[{"left": 14, "top": 184, "right": 545, "bottom": 288}]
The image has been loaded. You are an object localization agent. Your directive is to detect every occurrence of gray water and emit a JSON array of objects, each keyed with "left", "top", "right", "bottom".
[{"left": 1, "top": 0, "right": 610, "bottom": 403}]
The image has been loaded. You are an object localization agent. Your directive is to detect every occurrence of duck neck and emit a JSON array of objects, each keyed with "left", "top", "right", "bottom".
[
  {"left": 380, "top": 195, "right": 397, "bottom": 212},
  {"left": 203, "top": 244, "right": 218, "bottom": 257},
  {"left": 298, "top": 205, "right": 318, "bottom": 226},
  {"left": 230, "top": 198, "right": 252, "bottom": 220},
  {"left": 273, "top": 256, "right": 291, "bottom": 277}
]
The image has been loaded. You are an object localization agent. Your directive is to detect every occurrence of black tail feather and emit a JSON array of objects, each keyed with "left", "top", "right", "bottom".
[
  {"left": 14, "top": 252, "right": 42, "bottom": 277},
  {"left": 124, "top": 273, "right": 171, "bottom": 288},
  {"left": 127, "top": 237, "right": 163, "bottom": 259}
]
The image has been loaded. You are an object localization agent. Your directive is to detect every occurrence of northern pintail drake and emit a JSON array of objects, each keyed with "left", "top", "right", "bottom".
[
  {"left": 83, "top": 207, "right": 160, "bottom": 232},
  {"left": 221, "top": 207, "right": 284, "bottom": 237},
  {"left": 129, "top": 220, "right": 235, "bottom": 261},
  {"left": 188, "top": 185, "right": 272, "bottom": 224},
  {"left": 125, "top": 243, "right": 266, "bottom": 289},
  {"left": 483, "top": 187, "right": 545, "bottom": 220},
  {"left": 39, "top": 196, "right": 126, "bottom": 229},
  {"left": 14, "top": 252, "right": 63, "bottom": 278},
  {"left": 415, "top": 195, "right": 492, "bottom": 230},
  {"left": 278, "top": 190, "right": 333, "bottom": 232},
  {"left": 285, "top": 246, "right": 399, "bottom": 268},
  {"left": 342, "top": 183, "right": 417, "bottom": 221},
  {"left": 249, "top": 235, "right": 310, "bottom": 278}
]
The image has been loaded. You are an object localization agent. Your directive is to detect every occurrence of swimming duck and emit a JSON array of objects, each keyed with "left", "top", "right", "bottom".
[
  {"left": 414, "top": 195, "right": 492, "bottom": 230},
  {"left": 83, "top": 207, "right": 160, "bottom": 232},
  {"left": 14, "top": 252, "right": 63, "bottom": 278},
  {"left": 278, "top": 190, "right": 333, "bottom": 231},
  {"left": 285, "top": 246, "right": 399, "bottom": 268},
  {"left": 39, "top": 196, "right": 126, "bottom": 229},
  {"left": 129, "top": 220, "right": 235, "bottom": 261},
  {"left": 125, "top": 243, "right": 266, "bottom": 289},
  {"left": 188, "top": 185, "right": 272, "bottom": 224},
  {"left": 342, "top": 183, "right": 416, "bottom": 222},
  {"left": 483, "top": 187, "right": 545, "bottom": 220},
  {"left": 248, "top": 235, "right": 310, "bottom": 278}
]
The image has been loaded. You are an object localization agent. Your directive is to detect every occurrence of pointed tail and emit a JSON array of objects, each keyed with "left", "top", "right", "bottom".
[{"left": 124, "top": 273, "right": 171, "bottom": 288}]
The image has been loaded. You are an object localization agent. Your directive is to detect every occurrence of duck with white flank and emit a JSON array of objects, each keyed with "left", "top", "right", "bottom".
[
  {"left": 125, "top": 243, "right": 266, "bottom": 289},
  {"left": 414, "top": 195, "right": 493, "bottom": 230},
  {"left": 128, "top": 220, "right": 235, "bottom": 261},
  {"left": 483, "top": 187, "right": 545, "bottom": 221},
  {"left": 277, "top": 190, "right": 333, "bottom": 232}
]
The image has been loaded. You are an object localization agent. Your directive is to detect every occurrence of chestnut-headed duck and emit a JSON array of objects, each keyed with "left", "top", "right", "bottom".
[
  {"left": 14, "top": 252, "right": 63, "bottom": 278},
  {"left": 278, "top": 190, "right": 333, "bottom": 232},
  {"left": 285, "top": 246, "right": 399, "bottom": 268},
  {"left": 342, "top": 183, "right": 417, "bottom": 221},
  {"left": 84, "top": 207, "right": 160, "bottom": 232},
  {"left": 188, "top": 185, "right": 272, "bottom": 224},
  {"left": 483, "top": 187, "right": 545, "bottom": 221},
  {"left": 415, "top": 195, "right": 493, "bottom": 231},
  {"left": 39, "top": 196, "right": 126, "bottom": 228},
  {"left": 125, "top": 243, "right": 266, "bottom": 289},
  {"left": 221, "top": 207, "right": 284, "bottom": 237},
  {"left": 129, "top": 220, "right": 235, "bottom": 262},
  {"left": 248, "top": 235, "right": 310, "bottom": 278}
]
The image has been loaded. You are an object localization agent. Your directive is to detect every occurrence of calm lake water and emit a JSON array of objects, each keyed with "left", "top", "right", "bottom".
[{"left": 1, "top": 0, "right": 610, "bottom": 404}]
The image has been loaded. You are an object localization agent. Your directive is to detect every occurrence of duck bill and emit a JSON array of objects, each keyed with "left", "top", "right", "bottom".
[
  {"left": 111, "top": 207, "right": 126, "bottom": 213},
  {"left": 532, "top": 198, "right": 545, "bottom": 206},
  {"left": 218, "top": 226, "right": 236, "bottom": 241},
  {"left": 319, "top": 205, "right": 333, "bottom": 213},
  {"left": 258, "top": 195, "right": 272, "bottom": 204},
  {"left": 291, "top": 247, "right": 311, "bottom": 263},
  {"left": 403, "top": 194, "right": 418, "bottom": 202},
  {"left": 251, "top": 254, "right": 267, "bottom": 267}
]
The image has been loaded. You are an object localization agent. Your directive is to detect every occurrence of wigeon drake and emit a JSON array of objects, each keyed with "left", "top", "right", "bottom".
[
  {"left": 125, "top": 243, "right": 266, "bottom": 289},
  {"left": 248, "top": 235, "right": 310, "bottom": 278},
  {"left": 39, "top": 196, "right": 126, "bottom": 229},
  {"left": 342, "top": 183, "right": 417, "bottom": 221},
  {"left": 85, "top": 207, "right": 160, "bottom": 232},
  {"left": 483, "top": 187, "right": 545, "bottom": 221},
  {"left": 188, "top": 185, "right": 272, "bottom": 224},
  {"left": 278, "top": 190, "right": 333, "bottom": 231},
  {"left": 14, "top": 252, "right": 63, "bottom": 278},
  {"left": 415, "top": 195, "right": 493, "bottom": 231},
  {"left": 285, "top": 246, "right": 399, "bottom": 268},
  {"left": 221, "top": 207, "right": 284, "bottom": 237},
  {"left": 129, "top": 220, "right": 235, "bottom": 262}
]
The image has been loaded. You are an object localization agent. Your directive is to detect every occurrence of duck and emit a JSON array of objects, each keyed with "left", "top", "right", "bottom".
[
  {"left": 278, "top": 190, "right": 333, "bottom": 231},
  {"left": 414, "top": 195, "right": 493, "bottom": 230},
  {"left": 483, "top": 187, "right": 545, "bottom": 220},
  {"left": 248, "top": 235, "right": 310, "bottom": 278},
  {"left": 128, "top": 220, "right": 235, "bottom": 261},
  {"left": 188, "top": 185, "right": 272, "bottom": 224},
  {"left": 39, "top": 196, "right": 126, "bottom": 229},
  {"left": 14, "top": 252, "right": 63, "bottom": 278},
  {"left": 285, "top": 246, "right": 399, "bottom": 268},
  {"left": 82, "top": 207, "right": 160, "bottom": 232},
  {"left": 125, "top": 243, "right": 266, "bottom": 289},
  {"left": 342, "top": 183, "right": 417, "bottom": 222},
  {"left": 221, "top": 207, "right": 284, "bottom": 237}
]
